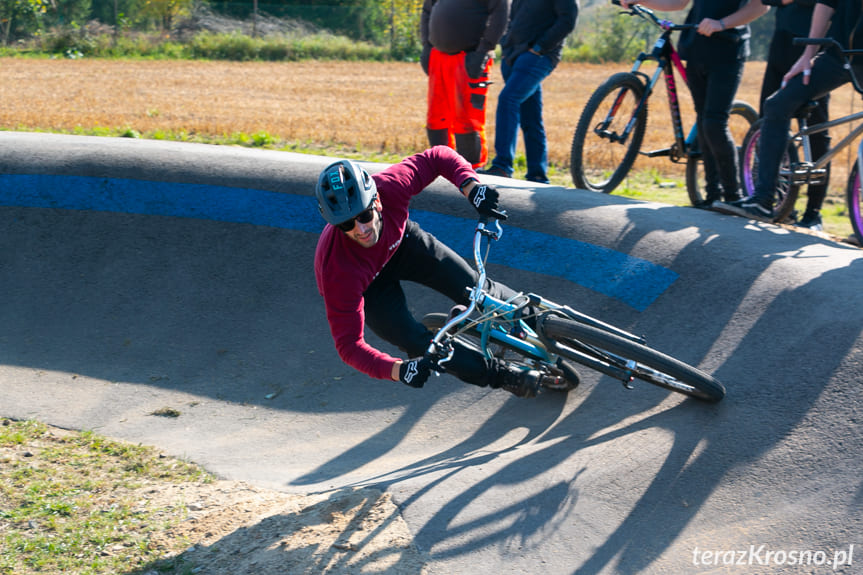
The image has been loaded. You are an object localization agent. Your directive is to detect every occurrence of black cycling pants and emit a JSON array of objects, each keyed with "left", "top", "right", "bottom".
[{"left": 362, "top": 220, "right": 517, "bottom": 387}]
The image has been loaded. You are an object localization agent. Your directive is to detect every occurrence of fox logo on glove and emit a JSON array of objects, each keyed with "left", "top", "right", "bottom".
[
  {"left": 471, "top": 185, "right": 488, "bottom": 209},
  {"left": 403, "top": 360, "right": 419, "bottom": 383}
]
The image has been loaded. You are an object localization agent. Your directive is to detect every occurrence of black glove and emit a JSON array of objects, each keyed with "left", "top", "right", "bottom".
[
  {"left": 398, "top": 356, "right": 437, "bottom": 388},
  {"left": 421, "top": 44, "right": 432, "bottom": 75},
  {"left": 468, "top": 183, "right": 501, "bottom": 217},
  {"left": 465, "top": 49, "right": 492, "bottom": 79}
]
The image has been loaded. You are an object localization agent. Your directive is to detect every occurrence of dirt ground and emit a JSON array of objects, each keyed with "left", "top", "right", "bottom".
[{"left": 142, "top": 480, "right": 428, "bottom": 575}]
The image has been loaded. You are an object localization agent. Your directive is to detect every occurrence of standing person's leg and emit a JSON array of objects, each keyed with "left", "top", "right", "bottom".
[
  {"left": 799, "top": 93, "right": 831, "bottom": 228},
  {"left": 488, "top": 53, "right": 553, "bottom": 177},
  {"left": 454, "top": 53, "right": 493, "bottom": 168},
  {"left": 760, "top": 29, "right": 796, "bottom": 113},
  {"left": 519, "top": 54, "right": 554, "bottom": 183},
  {"left": 699, "top": 57, "right": 744, "bottom": 202},
  {"left": 521, "top": 82, "right": 549, "bottom": 184},
  {"left": 687, "top": 60, "right": 723, "bottom": 205},
  {"left": 426, "top": 48, "right": 456, "bottom": 149}
]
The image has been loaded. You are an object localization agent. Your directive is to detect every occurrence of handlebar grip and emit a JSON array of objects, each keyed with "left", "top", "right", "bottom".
[
  {"left": 424, "top": 343, "right": 449, "bottom": 372},
  {"left": 478, "top": 209, "right": 508, "bottom": 225}
]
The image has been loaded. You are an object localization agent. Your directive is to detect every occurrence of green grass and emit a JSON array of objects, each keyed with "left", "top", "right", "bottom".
[{"left": 0, "top": 419, "right": 214, "bottom": 575}]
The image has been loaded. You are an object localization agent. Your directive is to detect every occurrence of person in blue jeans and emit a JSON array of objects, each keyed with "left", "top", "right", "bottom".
[
  {"left": 622, "top": 0, "right": 768, "bottom": 208},
  {"left": 716, "top": 0, "right": 863, "bottom": 223},
  {"left": 478, "top": 0, "right": 578, "bottom": 184}
]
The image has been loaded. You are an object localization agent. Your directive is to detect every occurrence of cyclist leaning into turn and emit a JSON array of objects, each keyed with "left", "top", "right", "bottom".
[{"left": 313, "top": 146, "right": 569, "bottom": 397}]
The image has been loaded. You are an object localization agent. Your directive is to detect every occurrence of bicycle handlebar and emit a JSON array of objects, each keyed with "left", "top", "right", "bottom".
[
  {"left": 612, "top": 0, "right": 741, "bottom": 42},
  {"left": 424, "top": 215, "right": 507, "bottom": 365}
]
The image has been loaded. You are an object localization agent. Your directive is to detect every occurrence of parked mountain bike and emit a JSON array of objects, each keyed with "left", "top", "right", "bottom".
[
  {"left": 421, "top": 214, "right": 726, "bottom": 402},
  {"left": 739, "top": 38, "right": 863, "bottom": 227},
  {"left": 570, "top": 1, "right": 757, "bottom": 205}
]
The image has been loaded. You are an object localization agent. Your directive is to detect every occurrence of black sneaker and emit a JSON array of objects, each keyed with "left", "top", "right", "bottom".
[
  {"left": 477, "top": 166, "right": 511, "bottom": 178},
  {"left": 796, "top": 211, "right": 823, "bottom": 231},
  {"left": 713, "top": 197, "right": 774, "bottom": 222},
  {"left": 693, "top": 195, "right": 720, "bottom": 210},
  {"left": 495, "top": 364, "right": 541, "bottom": 398},
  {"left": 525, "top": 174, "right": 550, "bottom": 184}
]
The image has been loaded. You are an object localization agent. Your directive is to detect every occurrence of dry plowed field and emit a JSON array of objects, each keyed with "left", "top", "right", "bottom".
[{"left": 1, "top": 58, "right": 861, "bottom": 191}]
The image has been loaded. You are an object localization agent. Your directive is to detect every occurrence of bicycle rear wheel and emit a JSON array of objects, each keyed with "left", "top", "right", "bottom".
[
  {"left": 541, "top": 315, "right": 725, "bottom": 402},
  {"left": 422, "top": 313, "right": 579, "bottom": 392},
  {"left": 685, "top": 100, "right": 758, "bottom": 206},
  {"left": 570, "top": 72, "right": 647, "bottom": 193},
  {"left": 739, "top": 118, "right": 800, "bottom": 222},
  {"left": 846, "top": 161, "right": 863, "bottom": 246}
]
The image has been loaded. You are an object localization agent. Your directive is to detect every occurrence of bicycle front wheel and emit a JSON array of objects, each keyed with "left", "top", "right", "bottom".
[
  {"left": 739, "top": 118, "right": 800, "bottom": 222},
  {"left": 685, "top": 100, "right": 758, "bottom": 206},
  {"left": 541, "top": 315, "right": 725, "bottom": 402},
  {"left": 570, "top": 72, "right": 647, "bottom": 193},
  {"left": 846, "top": 161, "right": 863, "bottom": 246}
]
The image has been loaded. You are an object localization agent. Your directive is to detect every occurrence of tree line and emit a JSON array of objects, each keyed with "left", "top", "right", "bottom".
[{"left": 1, "top": 0, "right": 774, "bottom": 60}]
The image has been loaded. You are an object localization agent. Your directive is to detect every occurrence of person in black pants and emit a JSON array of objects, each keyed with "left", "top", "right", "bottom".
[
  {"left": 716, "top": 0, "right": 863, "bottom": 224},
  {"left": 758, "top": 0, "right": 829, "bottom": 230},
  {"left": 620, "top": 0, "right": 768, "bottom": 208}
]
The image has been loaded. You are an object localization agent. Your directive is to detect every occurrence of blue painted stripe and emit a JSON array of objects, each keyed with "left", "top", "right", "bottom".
[{"left": 0, "top": 174, "right": 676, "bottom": 310}]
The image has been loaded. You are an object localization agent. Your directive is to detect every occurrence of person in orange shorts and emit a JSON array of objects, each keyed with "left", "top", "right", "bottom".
[{"left": 420, "top": 0, "right": 510, "bottom": 168}]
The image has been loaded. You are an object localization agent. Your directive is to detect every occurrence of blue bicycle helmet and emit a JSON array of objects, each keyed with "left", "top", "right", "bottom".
[{"left": 315, "top": 159, "right": 377, "bottom": 226}]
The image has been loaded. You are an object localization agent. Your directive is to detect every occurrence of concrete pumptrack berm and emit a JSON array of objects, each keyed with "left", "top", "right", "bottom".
[{"left": 1, "top": 132, "right": 861, "bottom": 575}]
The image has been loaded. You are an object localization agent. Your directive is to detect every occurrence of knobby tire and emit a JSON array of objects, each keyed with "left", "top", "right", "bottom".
[
  {"left": 685, "top": 100, "right": 759, "bottom": 206},
  {"left": 846, "top": 162, "right": 863, "bottom": 245},
  {"left": 541, "top": 315, "right": 725, "bottom": 402},
  {"left": 571, "top": 72, "right": 647, "bottom": 193},
  {"left": 739, "top": 118, "right": 800, "bottom": 222}
]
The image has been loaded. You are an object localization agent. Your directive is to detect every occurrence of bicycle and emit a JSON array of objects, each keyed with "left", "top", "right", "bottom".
[
  {"left": 569, "top": 1, "right": 757, "bottom": 205},
  {"left": 420, "top": 214, "right": 726, "bottom": 402},
  {"left": 738, "top": 38, "right": 863, "bottom": 227}
]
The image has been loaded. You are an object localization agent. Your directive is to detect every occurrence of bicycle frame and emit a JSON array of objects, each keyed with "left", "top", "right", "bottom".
[
  {"left": 605, "top": 5, "right": 698, "bottom": 162},
  {"left": 785, "top": 40, "right": 863, "bottom": 184},
  {"left": 426, "top": 217, "right": 645, "bottom": 376},
  {"left": 788, "top": 110, "right": 863, "bottom": 185}
]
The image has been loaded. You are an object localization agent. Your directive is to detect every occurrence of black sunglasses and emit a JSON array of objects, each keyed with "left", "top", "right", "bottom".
[{"left": 336, "top": 204, "right": 376, "bottom": 232}]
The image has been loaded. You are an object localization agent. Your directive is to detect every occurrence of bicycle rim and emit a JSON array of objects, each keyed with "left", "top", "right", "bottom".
[
  {"left": 739, "top": 119, "right": 800, "bottom": 222},
  {"left": 570, "top": 72, "right": 647, "bottom": 193},
  {"left": 541, "top": 315, "right": 725, "bottom": 402},
  {"left": 686, "top": 101, "right": 758, "bottom": 206},
  {"left": 421, "top": 313, "right": 578, "bottom": 392},
  {"left": 846, "top": 163, "right": 863, "bottom": 246}
]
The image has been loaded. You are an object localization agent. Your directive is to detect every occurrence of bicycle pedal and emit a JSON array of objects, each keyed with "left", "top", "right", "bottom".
[
  {"left": 642, "top": 147, "right": 672, "bottom": 158},
  {"left": 539, "top": 374, "right": 569, "bottom": 390}
]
